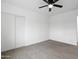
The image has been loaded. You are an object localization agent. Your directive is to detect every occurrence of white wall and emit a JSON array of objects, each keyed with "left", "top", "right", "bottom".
[
  {"left": 1, "top": 2, "right": 49, "bottom": 49},
  {"left": 49, "top": 10, "right": 78, "bottom": 45}
]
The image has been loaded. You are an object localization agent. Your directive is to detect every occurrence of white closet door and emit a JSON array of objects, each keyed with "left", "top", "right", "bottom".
[
  {"left": 1, "top": 13, "right": 6, "bottom": 52},
  {"left": 6, "top": 13, "right": 15, "bottom": 51},
  {"left": 16, "top": 16, "right": 25, "bottom": 48},
  {"left": 1, "top": 13, "right": 15, "bottom": 51}
]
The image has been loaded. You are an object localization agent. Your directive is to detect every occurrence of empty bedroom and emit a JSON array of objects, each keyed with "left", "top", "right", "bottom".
[{"left": 1, "top": 0, "right": 78, "bottom": 59}]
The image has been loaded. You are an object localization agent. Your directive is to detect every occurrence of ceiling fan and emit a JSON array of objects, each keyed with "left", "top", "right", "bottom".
[{"left": 39, "top": 0, "right": 63, "bottom": 12}]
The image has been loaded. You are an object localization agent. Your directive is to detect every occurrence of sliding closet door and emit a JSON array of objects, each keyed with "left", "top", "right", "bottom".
[
  {"left": 1, "top": 13, "right": 6, "bottom": 51},
  {"left": 1, "top": 13, "right": 15, "bottom": 51},
  {"left": 6, "top": 13, "right": 15, "bottom": 51},
  {"left": 16, "top": 16, "right": 25, "bottom": 48}
]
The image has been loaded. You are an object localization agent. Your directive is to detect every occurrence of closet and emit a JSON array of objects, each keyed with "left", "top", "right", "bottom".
[{"left": 1, "top": 12, "right": 25, "bottom": 52}]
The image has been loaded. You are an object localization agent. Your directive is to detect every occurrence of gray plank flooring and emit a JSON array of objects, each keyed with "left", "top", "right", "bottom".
[{"left": 2, "top": 40, "right": 78, "bottom": 59}]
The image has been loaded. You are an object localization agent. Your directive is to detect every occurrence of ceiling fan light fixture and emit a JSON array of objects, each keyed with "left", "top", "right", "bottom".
[{"left": 48, "top": 4, "right": 53, "bottom": 8}]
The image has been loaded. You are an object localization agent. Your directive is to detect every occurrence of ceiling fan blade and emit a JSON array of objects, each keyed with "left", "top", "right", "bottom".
[
  {"left": 43, "top": 0, "right": 48, "bottom": 4},
  {"left": 49, "top": 8, "right": 52, "bottom": 12},
  {"left": 39, "top": 5, "right": 48, "bottom": 8},
  {"left": 53, "top": 4, "right": 63, "bottom": 8}
]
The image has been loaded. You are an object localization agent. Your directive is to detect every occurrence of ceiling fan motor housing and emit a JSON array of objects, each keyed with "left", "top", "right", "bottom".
[{"left": 48, "top": 0, "right": 54, "bottom": 4}]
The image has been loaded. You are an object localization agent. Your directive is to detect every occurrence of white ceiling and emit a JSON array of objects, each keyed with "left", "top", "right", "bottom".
[{"left": 2, "top": 0, "right": 78, "bottom": 14}]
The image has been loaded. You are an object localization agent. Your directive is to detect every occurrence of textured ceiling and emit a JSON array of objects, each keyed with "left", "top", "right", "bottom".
[{"left": 2, "top": 0, "right": 78, "bottom": 14}]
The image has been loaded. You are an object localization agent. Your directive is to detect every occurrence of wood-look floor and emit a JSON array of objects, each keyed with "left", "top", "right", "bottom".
[{"left": 2, "top": 40, "right": 78, "bottom": 59}]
